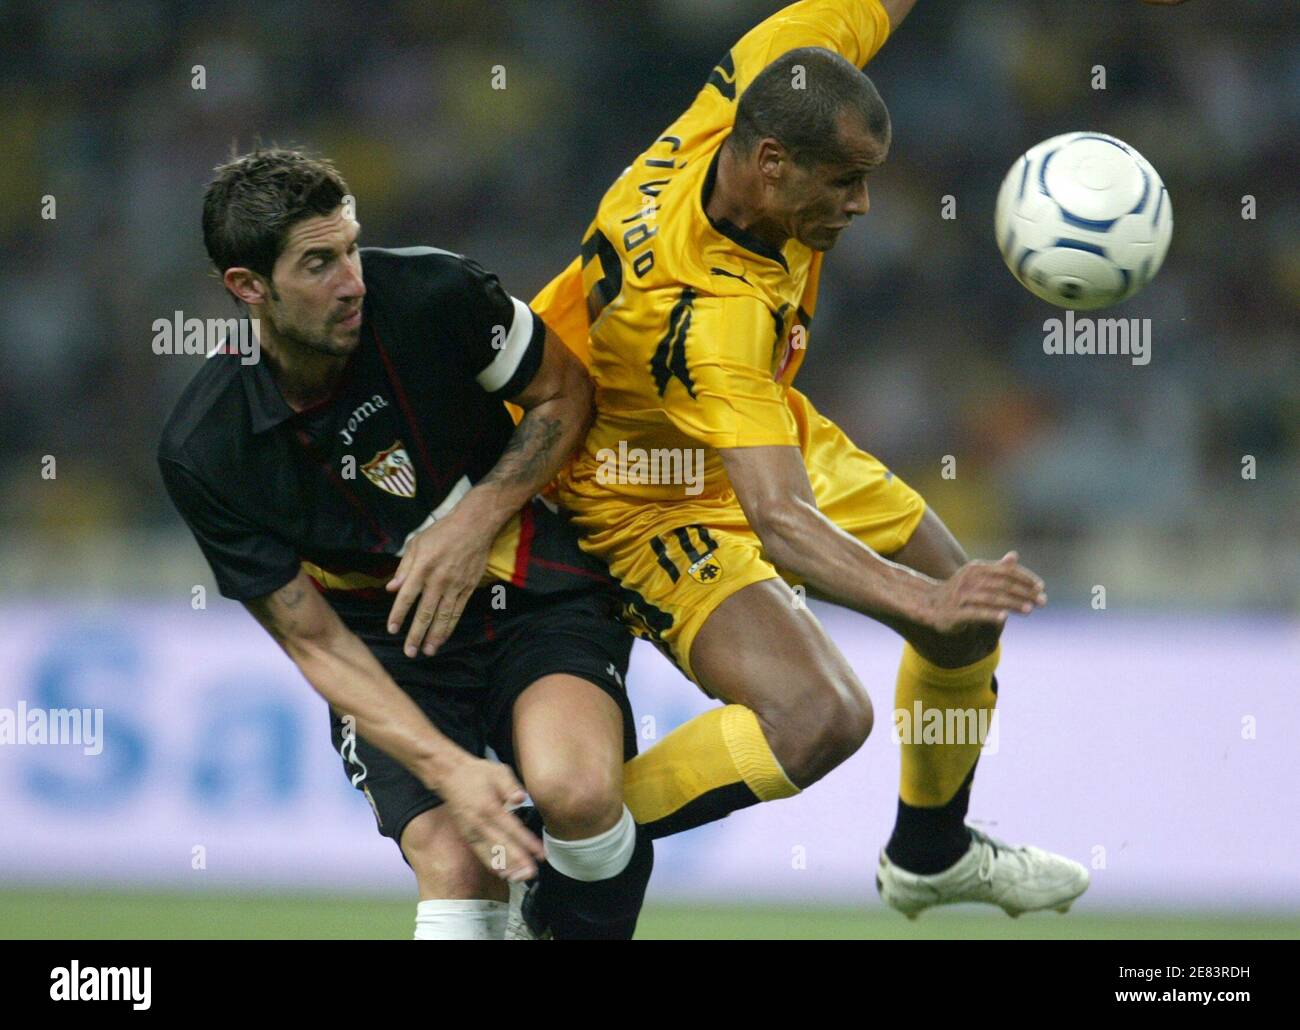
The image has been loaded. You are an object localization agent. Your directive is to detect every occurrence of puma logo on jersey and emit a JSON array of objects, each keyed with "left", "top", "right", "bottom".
[{"left": 710, "top": 265, "right": 753, "bottom": 286}]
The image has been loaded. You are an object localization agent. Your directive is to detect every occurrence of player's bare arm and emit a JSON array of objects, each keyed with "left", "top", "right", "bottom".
[
  {"left": 386, "top": 325, "right": 593, "bottom": 657},
  {"left": 247, "top": 568, "right": 545, "bottom": 880},
  {"left": 878, "top": 0, "right": 1184, "bottom": 30},
  {"left": 875, "top": 0, "right": 919, "bottom": 29},
  {"left": 720, "top": 443, "right": 1046, "bottom": 632}
]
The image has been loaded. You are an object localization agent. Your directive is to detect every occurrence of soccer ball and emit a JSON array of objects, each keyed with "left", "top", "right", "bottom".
[{"left": 994, "top": 131, "right": 1172, "bottom": 310}]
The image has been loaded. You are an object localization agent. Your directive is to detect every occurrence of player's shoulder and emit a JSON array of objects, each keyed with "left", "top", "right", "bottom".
[
  {"left": 157, "top": 349, "right": 248, "bottom": 470},
  {"left": 601, "top": 143, "right": 785, "bottom": 306},
  {"left": 360, "top": 244, "right": 475, "bottom": 296},
  {"left": 653, "top": 229, "right": 788, "bottom": 317},
  {"left": 361, "top": 244, "right": 513, "bottom": 322}
]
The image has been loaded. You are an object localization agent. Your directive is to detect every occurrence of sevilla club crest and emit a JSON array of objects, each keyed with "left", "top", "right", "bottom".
[{"left": 362, "top": 440, "right": 417, "bottom": 499}]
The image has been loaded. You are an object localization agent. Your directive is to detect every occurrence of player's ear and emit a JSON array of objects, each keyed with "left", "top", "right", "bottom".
[
  {"left": 224, "top": 267, "right": 269, "bottom": 307},
  {"left": 756, "top": 137, "right": 788, "bottom": 182}
]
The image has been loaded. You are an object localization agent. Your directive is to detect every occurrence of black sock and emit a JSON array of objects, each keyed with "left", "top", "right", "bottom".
[
  {"left": 884, "top": 760, "right": 978, "bottom": 875},
  {"left": 535, "top": 825, "right": 654, "bottom": 940},
  {"left": 643, "top": 782, "right": 760, "bottom": 840},
  {"left": 884, "top": 674, "right": 997, "bottom": 875}
]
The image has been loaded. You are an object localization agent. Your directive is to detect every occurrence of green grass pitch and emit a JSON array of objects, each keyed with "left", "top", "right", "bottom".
[{"left": 2, "top": 889, "right": 1297, "bottom": 939}]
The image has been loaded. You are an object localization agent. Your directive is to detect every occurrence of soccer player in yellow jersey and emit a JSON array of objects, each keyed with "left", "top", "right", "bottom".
[{"left": 532, "top": 0, "right": 1185, "bottom": 918}]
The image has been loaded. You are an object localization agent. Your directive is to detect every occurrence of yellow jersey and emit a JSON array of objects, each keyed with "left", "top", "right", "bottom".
[{"left": 532, "top": 0, "right": 893, "bottom": 525}]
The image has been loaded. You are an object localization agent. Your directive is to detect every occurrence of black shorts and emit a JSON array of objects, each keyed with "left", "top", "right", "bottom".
[{"left": 328, "top": 587, "right": 636, "bottom": 847}]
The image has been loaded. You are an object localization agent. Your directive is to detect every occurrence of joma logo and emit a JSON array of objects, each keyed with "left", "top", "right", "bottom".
[{"left": 339, "top": 394, "right": 390, "bottom": 446}]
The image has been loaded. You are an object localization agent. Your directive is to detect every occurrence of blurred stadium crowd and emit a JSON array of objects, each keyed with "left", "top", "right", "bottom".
[{"left": 2, "top": 0, "right": 1296, "bottom": 607}]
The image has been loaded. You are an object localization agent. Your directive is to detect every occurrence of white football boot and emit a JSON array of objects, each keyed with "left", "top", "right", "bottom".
[
  {"left": 503, "top": 805, "right": 551, "bottom": 940},
  {"left": 876, "top": 829, "right": 1090, "bottom": 919},
  {"left": 505, "top": 878, "right": 552, "bottom": 940},
  {"left": 505, "top": 880, "right": 538, "bottom": 940}
]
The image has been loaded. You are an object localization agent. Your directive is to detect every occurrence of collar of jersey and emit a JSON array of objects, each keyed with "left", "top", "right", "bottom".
[
  {"left": 243, "top": 326, "right": 361, "bottom": 434},
  {"left": 700, "top": 144, "right": 789, "bottom": 273}
]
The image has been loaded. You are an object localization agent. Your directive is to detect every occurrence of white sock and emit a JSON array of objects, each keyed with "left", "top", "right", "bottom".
[
  {"left": 542, "top": 804, "right": 637, "bottom": 882},
  {"left": 486, "top": 900, "right": 508, "bottom": 939},
  {"left": 413, "top": 899, "right": 508, "bottom": 940}
]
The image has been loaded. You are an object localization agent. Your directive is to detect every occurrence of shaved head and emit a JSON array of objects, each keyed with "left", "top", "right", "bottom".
[{"left": 730, "top": 47, "right": 891, "bottom": 168}]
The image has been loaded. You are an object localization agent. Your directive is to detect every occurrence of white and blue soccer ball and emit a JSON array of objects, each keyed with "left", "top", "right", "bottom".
[{"left": 995, "top": 131, "right": 1173, "bottom": 310}]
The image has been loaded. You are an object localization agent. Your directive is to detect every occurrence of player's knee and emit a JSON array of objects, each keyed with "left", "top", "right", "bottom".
[
  {"left": 820, "top": 676, "right": 874, "bottom": 760},
  {"left": 776, "top": 672, "right": 872, "bottom": 784},
  {"left": 527, "top": 760, "right": 623, "bottom": 839}
]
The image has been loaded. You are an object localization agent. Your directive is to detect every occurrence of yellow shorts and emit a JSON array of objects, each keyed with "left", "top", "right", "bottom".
[{"left": 564, "top": 387, "right": 927, "bottom": 684}]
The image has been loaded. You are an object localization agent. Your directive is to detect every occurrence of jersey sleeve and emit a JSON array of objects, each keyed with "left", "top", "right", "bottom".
[
  {"left": 529, "top": 254, "right": 592, "bottom": 369},
  {"left": 730, "top": 0, "right": 893, "bottom": 90},
  {"left": 658, "top": 293, "right": 799, "bottom": 450},
  {"left": 158, "top": 456, "right": 301, "bottom": 602},
  {"left": 444, "top": 255, "right": 547, "bottom": 400}
]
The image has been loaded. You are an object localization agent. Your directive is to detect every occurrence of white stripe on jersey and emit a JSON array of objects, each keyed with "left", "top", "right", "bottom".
[{"left": 396, "top": 474, "right": 472, "bottom": 555}]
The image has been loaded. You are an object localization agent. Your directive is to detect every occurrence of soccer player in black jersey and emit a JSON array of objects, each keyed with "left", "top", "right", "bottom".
[{"left": 158, "top": 148, "right": 650, "bottom": 940}]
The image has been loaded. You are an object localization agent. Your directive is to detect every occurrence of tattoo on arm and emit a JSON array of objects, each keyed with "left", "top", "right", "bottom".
[
  {"left": 481, "top": 411, "right": 565, "bottom": 489},
  {"left": 246, "top": 580, "right": 307, "bottom": 645}
]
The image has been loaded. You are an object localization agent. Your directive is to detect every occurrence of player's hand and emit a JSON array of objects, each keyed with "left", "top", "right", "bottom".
[
  {"left": 920, "top": 551, "right": 1046, "bottom": 633},
  {"left": 437, "top": 755, "right": 545, "bottom": 881},
  {"left": 385, "top": 508, "right": 494, "bottom": 657}
]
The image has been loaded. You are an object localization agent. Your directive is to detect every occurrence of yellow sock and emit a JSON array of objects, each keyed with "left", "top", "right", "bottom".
[
  {"left": 623, "top": 704, "right": 798, "bottom": 838},
  {"left": 895, "top": 642, "right": 1000, "bottom": 807}
]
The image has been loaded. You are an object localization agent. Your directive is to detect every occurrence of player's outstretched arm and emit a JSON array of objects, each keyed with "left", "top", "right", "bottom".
[
  {"left": 720, "top": 0, "right": 903, "bottom": 83},
  {"left": 874, "top": 0, "right": 1179, "bottom": 31},
  {"left": 386, "top": 324, "right": 593, "bottom": 657},
  {"left": 720, "top": 444, "right": 1045, "bottom": 632},
  {"left": 248, "top": 570, "right": 544, "bottom": 880},
  {"left": 876, "top": 0, "right": 919, "bottom": 30}
]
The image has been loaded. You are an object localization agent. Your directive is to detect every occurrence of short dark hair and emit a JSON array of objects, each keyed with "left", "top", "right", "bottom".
[
  {"left": 730, "top": 47, "right": 890, "bottom": 167},
  {"left": 201, "top": 146, "right": 350, "bottom": 280}
]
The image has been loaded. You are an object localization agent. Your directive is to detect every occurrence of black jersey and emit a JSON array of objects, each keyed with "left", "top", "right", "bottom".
[{"left": 158, "top": 246, "right": 615, "bottom": 643}]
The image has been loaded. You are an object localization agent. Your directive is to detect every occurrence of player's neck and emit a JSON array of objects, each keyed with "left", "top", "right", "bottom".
[
  {"left": 259, "top": 328, "right": 350, "bottom": 412},
  {"left": 707, "top": 142, "right": 789, "bottom": 254}
]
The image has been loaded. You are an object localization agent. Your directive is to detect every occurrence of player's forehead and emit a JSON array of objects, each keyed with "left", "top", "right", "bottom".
[
  {"left": 830, "top": 112, "right": 889, "bottom": 171},
  {"left": 282, "top": 208, "right": 360, "bottom": 257}
]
